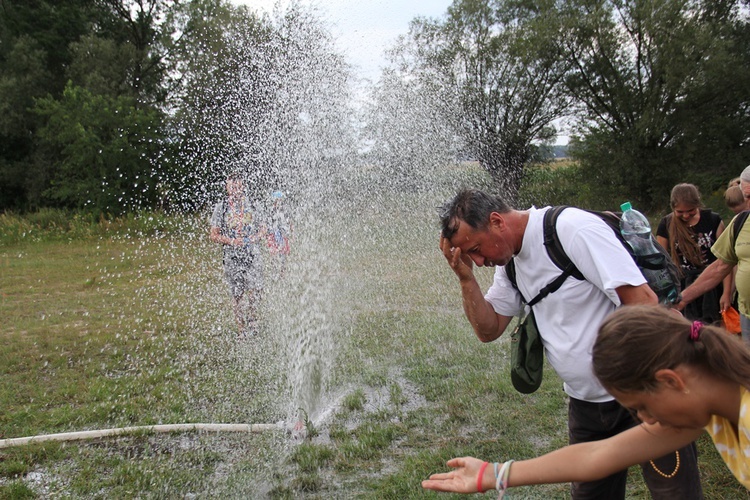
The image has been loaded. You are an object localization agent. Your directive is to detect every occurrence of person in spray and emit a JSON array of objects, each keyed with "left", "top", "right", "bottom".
[
  {"left": 422, "top": 305, "right": 750, "bottom": 495},
  {"left": 655, "top": 183, "right": 730, "bottom": 323},
  {"left": 267, "top": 190, "right": 291, "bottom": 278},
  {"left": 210, "top": 171, "right": 265, "bottom": 337},
  {"left": 438, "top": 189, "right": 702, "bottom": 498}
]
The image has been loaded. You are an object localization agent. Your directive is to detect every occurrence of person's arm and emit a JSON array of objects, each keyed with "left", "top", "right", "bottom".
[
  {"left": 616, "top": 283, "right": 658, "bottom": 305},
  {"left": 422, "top": 424, "right": 703, "bottom": 493},
  {"left": 715, "top": 221, "right": 734, "bottom": 312},
  {"left": 210, "top": 226, "right": 240, "bottom": 246},
  {"left": 677, "top": 258, "right": 734, "bottom": 310},
  {"left": 440, "top": 236, "right": 513, "bottom": 342},
  {"left": 656, "top": 235, "right": 669, "bottom": 252}
]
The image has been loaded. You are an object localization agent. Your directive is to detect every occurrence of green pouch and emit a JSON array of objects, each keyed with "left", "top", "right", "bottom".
[{"left": 510, "top": 310, "right": 544, "bottom": 394}]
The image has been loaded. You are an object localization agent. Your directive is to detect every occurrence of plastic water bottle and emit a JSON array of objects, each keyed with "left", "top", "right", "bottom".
[{"left": 620, "top": 202, "right": 680, "bottom": 305}]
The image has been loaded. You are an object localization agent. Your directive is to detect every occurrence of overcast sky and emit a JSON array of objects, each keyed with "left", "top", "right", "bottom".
[
  {"left": 232, "top": 0, "right": 452, "bottom": 83},
  {"left": 231, "top": 1, "right": 570, "bottom": 143}
]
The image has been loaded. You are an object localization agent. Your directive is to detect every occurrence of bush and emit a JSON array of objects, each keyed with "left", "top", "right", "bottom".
[{"left": 0, "top": 209, "right": 188, "bottom": 245}]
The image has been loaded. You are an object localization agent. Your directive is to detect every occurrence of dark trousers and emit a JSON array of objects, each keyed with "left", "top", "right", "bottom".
[{"left": 568, "top": 397, "right": 703, "bottom": 499}]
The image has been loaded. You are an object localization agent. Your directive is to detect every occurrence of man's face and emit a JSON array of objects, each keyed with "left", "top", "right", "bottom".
[
  {"left": 741, "top": 180, "right": 750, "bottom": 207},
  {"left": 448, "top": 214, "right": 515, "bottom": 267}
]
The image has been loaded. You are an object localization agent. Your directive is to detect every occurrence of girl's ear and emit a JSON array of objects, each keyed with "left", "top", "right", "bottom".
[{"left": 654, "top": 369, "right": 686, "bottom": 392}]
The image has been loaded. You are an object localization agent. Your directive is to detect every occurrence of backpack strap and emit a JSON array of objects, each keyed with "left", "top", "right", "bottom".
[
  {"left": 505, "top": 206, "right": 581, "bottom": 306},
  {"left": 732, "top": 210, "right": 750, "bottom": 249},
  {"left": 543, "top": 206, "right": 585, "bottom": 281}
]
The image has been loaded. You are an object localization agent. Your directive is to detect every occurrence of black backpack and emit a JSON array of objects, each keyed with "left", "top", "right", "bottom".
[
  {"left": 506, "top": 206, "right": 681, "bottom": 305},
  {"left": 731, "top": 210, "right": 750, "bottom": 248}
]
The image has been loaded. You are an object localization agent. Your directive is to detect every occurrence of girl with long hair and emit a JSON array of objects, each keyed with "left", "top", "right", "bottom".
[
  {"left": 422, "top": 305, "right": 750, "bottom": 495},
  {"left": 656, "top": 183, "right": 730, "bottom": 323}
]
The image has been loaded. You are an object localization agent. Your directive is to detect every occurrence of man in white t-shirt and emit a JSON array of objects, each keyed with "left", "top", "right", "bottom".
[{"left": 439, "top": 189, "right": 702, "bottom": 499}]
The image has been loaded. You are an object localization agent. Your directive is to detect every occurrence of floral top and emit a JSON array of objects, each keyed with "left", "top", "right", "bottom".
[{"left": 705, "top": 386, "right": 750, "bottom": 489}]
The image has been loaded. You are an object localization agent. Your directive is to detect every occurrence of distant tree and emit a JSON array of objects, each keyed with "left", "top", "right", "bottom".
[
  {"left": 387, "top": 0, "right": 571, "bottom": 201},
  {"left": 0, "top": 0, "right": 175, "bottom": 212},
  {"left": 97, "top": 0, "right": 177, "bottom": 104},
  {"left": 34, "top": 83, "right": 165, "bottom": 214},
  {"left": 0, "top": 0, "right": 97, "bottom": 210},
  {"left": 553, "top": 0, "right": 750, "bottom": 210},
  {"left": 166, "top": 0, "right": 278, "bottom": 207},
  {"left": 168, "top": 1, "right": 354, "bottom": 209},
  {"left": 364, "top": 68, "right": 460, "bottom": 191}
]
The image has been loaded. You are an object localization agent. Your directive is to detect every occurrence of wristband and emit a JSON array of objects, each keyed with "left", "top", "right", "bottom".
[
  {"left": 477, "top": 461, "right": 489, "bottom": 493},
  {"left": 496, "top": 459, "right": 514, "bottom": 497}
]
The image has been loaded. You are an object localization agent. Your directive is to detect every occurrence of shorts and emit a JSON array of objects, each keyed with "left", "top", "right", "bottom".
[{"left": 223, "top": 250, "right": 263, "bottom": 298}]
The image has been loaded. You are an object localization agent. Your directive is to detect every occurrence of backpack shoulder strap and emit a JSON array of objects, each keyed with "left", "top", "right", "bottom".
[
  {"left": 506, "top": 207, "right": 571, "bottom": 292},
  {"left": 506, "top": 257, "right": 517, "bottom": 289},
  {"left": 543, "top": 206, "right": 585, "bottom": 281},
  {"left": 732, "top": 210, "right": 750, "bottom": 248}
]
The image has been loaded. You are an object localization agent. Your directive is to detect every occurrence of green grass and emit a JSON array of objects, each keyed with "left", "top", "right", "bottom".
[{"left": 1, "top": 186, "right": 748, "bottom": 498}]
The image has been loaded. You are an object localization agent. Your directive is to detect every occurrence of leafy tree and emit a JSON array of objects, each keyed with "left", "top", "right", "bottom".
[
  {"left": 364, "top": 68, "right": 460, "bottom": 192},
  {"left": 0, "top": 0, "right": 97, "bottom": 210},
  {"left": 167, "top": 1, "right": 354, "bottom": 209},
  {"left": 554, "top": 0, "right": 750, "bottom": 210},
  {"left": 97, "top": 0, "right": 177, "bottom": 104},
  {"left": 386, "top": 0, "right": 571, "bottom": 201},
  {"left": 0, "top": 0, "right": 174, "bottom": 212},
  {"left": 34, "top": 83, "right": 165, "bottom": 214}
]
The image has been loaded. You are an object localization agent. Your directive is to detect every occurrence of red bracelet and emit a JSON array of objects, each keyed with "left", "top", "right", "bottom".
[{"left": 477, "top": 461, "right": 490, "bottom": 493}]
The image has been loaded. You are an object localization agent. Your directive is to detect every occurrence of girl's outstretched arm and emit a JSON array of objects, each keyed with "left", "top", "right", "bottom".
[{"left": 422, "top": 424, "right": 703, "bottom": 493}]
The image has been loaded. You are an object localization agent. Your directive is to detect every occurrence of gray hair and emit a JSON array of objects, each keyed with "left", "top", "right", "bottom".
[{"left": 741, "top": 165, "right": 750, "bottom": 183}]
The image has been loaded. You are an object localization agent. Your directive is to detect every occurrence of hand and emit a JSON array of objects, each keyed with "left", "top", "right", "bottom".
[
  {"left": 720, "top": 294, "right": 732, "bottom": 313},
  {"left": 440, "top": 235, "right": 474, "bottom": 282},
  {"left": 422, "top": 456, "right": 486, "bottom": 493}
]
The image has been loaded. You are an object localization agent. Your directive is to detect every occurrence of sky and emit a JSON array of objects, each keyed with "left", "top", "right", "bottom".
[
  {"left": 232, "top": 0, "right": 453, "bottom": 83},
  {"left": 232, "top": 1, "right": 570, "bottom": 144}
]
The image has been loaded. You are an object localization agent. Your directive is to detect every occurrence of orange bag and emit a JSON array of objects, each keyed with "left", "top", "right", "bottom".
[{"left": 722, "top": 306, "right": 741, "bottom": 334}]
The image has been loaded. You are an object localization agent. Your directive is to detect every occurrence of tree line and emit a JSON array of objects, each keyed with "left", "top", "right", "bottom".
[
  {"left": 0, "top": 0, "right": 351, "bottom": 216},
  {"left": 2, "top": 0, "right": 748, "bottom": 216},
  {"left": 373, "top": 0, "right": 750, "bottom": 209}
]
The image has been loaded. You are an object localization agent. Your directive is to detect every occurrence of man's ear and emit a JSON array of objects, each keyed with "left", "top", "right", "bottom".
[
  {"left": 489, "top": 212, "right": 505, "bottom": 230},
  {"left": 654, "top": 369, "right": 686, "bottom": 392}
]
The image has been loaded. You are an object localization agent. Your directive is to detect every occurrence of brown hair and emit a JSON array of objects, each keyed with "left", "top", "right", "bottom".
[
  {"left": 725, "top": 185, "right": 744, "bottom": 210},
  {"left": 594, "top": 305, "right": 750, "bottom": 393},
  {"left": 439, "top": 189, "right": 511, "bottom": 239},
  {"left": 666, "top": 183, "right": 703, "bottom": 268}
]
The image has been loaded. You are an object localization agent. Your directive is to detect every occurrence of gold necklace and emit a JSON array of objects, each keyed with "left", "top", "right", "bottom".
[{"left": 650, "top": 451, "right": 680, "bottom": 478}]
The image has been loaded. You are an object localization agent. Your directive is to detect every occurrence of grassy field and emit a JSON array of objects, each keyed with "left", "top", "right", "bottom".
[{"left": 1, "top": 185, "right": 748, "bottom": 498}]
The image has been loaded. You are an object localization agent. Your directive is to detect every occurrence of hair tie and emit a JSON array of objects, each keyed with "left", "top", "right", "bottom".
[{"left": 690, "top": 321, "right": 703, "bottom": 341}]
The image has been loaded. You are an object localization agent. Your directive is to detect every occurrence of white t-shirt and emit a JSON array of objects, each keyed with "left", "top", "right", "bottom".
[{"left": 485, "top": 206, "right": 647, "bottom": 402}]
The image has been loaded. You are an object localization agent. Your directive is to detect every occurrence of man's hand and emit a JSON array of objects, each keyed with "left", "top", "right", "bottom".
[{"left": 440, "top": 235, "right": 474, "bottom": 282}]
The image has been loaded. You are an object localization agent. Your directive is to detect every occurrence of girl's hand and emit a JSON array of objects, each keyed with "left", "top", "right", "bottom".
[{"left": 421, "top": 457, "right": 485, "bottom": 493}]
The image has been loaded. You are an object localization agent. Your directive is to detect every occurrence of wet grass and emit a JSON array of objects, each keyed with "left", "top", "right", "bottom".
[{"left": 1, "top": 193, "right": 748, "bottom": 498}]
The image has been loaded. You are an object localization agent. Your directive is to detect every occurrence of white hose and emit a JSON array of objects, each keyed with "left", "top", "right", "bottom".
[{"left": 0, "top": 423, "right": 284, "bottom": 449}]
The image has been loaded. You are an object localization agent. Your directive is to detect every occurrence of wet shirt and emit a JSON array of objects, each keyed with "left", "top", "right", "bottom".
[
  {"left": 485, "top": 207, "right": 646, "bottom": 403},
  {"left": 210, "top": 197, "right": 263, "bottom": 261},
  {"left": 704, "top": 386, "right": 750, "bottom": 489}
]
